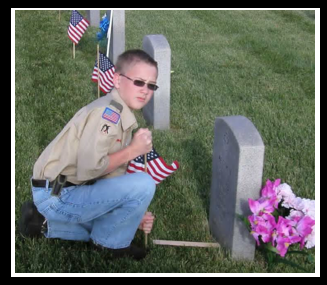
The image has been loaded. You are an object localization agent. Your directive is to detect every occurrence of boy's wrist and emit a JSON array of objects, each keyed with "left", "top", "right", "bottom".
[{"left": 127, "top": 145, "right": 139, "bottom": 161}]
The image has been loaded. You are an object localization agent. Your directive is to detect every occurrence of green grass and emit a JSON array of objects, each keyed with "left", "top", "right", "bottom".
[{"left": 15, "top": 10, "right": 316, "bottom": 273}]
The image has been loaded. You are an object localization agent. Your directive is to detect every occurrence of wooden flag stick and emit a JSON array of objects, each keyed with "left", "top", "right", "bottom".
[
  {"left": 144, "top": 154, "right": 148, "bottom": 173},
  {"left": 73, "top": 43, "right": 75, "bottom": 59},
  {"left": 153, "top": 240, "right": 220, "bottom": 248},
  {"left": 144, "top": 153, "right": 148, "bottom": 247},
  {"left": 144, "top": 227, "right": 148, "bottom": 248},
  {"left": 97, "top": 44, "right": 100, "bottom": 98}
]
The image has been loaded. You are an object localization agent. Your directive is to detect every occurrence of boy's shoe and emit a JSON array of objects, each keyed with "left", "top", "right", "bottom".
[
  {"left": 92, "top": 242, "right": 148, "bottom": 261},
  {"left": 19, "top": 201, "right": 46, "bottom": 238}
]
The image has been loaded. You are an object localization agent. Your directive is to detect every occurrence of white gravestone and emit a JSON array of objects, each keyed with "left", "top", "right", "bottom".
[
  {"left": 86, "top": 10, "right": 100, "bottom": 27},
  {"left": 209, "top": 116, "right": 265, "bottom": 260},
  {"left": 142, "top": 35, "right": 171, "bottom": 130},
  {"left": 107, "top": 10, "right": 125, "bottom": 65},
  {"left": 86, "top": 10, "right": 125, "bottom": 64}
]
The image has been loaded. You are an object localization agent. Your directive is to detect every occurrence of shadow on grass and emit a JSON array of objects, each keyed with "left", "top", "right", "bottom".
[{"left": 181, "top": 138, "right": 212, "bottom": 218}]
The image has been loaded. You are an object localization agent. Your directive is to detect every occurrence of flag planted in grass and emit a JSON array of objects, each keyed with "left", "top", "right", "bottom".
[
  {"left": 127, "top": 148, "right": 179, "bottom": 184},
  {"left": 68, "top": 10, "right": 89, "bottom": 44},
  {"left": 92, "top": 52, "right": 115, "bottom": 93}
]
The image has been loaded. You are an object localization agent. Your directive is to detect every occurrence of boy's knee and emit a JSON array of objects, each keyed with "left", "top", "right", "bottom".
[{"left": 133, "top": 172, "right": 156, "bottom": 197}]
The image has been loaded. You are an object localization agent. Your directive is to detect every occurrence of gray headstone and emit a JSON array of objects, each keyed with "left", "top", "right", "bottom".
[
  {"left": 209, "top": 116, "right": 265, "bottom": 260},
  {"left": 86, "top": 10, "right": 100, "bottom": 27},
  {"left": 142, "top": 35, "right": 171, "bottom": 130},
  {"left": 107, "top": 10, "right": 125, "bottom": 65}
]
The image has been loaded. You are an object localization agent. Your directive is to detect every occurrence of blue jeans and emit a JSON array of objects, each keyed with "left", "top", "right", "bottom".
[{"left": 31, "top": 172, "right": 156, "bottom": 249}]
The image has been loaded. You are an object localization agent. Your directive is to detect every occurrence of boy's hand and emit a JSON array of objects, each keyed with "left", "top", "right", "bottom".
[
  {"left": 138, "top": 212, "right": 155, "bottom": 234},
  {"left": 130, "top": 128, "right": 153, "bottom": 156}
]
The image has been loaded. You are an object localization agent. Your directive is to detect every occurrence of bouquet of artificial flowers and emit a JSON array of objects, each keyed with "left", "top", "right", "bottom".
[{"left": 248, "top": 179, "right": 315, "bottom": 258}]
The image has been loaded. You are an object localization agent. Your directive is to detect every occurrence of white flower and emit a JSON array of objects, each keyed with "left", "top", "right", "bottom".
[
  {"left": 287, "top": 209, "right": 304, "bottom": 220},
  {"left": 292, "top": 198, "right": 315, "bottom": 219},
  {"left": 305, "top": 225, "right": 315, "bottom": 249},
  {"left": 276, "top": 183, "right": 296, "bottom": 208}
]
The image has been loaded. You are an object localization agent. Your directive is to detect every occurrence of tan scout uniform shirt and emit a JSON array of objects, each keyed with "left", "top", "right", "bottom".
[{"left": 33, "top": 89, "right": 138, "bottom": 184}]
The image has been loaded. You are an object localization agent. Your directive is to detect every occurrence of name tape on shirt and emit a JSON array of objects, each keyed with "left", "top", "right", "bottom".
[{"left": 102, "top": 107, "right": 120, "bottom": 124}]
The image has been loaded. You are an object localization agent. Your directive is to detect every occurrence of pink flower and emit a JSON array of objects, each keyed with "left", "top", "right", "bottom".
[
  {"left": 273, "top": 216, "right": 301, "bottom": 257},
  {"left": 275, "top": 236, "right": 293, "bottom": 257},
  {"left": 261, "top": 179, "right": 280, "bottom": 208},
  {"left": 249, "top": 213, "right": 277, "bottom": 245},
  {"left": 292, "top": 216, "right": 315, "bottom": 249},
  {"left": 247, "top": 179, "right": 315, "bottom": 259},
  {"left": 261, "top": 179, "right": 281, "bottom": 197},
  {"left": 275, "top": 216, "right": 295, "bottom": 239},
  {"left": 261, "top": 214, "right": 277, "bottom": 243},
  {"left": 249, "top": 197, "right": 275, "bottom": 215}
]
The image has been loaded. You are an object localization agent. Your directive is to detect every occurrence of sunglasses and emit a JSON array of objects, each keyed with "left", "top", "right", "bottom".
[{"left": 120, "top": 74, "right": 159, "bottom": 91}]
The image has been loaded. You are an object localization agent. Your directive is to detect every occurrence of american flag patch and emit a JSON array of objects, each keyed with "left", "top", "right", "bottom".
[{"left": 102, "top": 107, "right": 120, "bottom": 124}]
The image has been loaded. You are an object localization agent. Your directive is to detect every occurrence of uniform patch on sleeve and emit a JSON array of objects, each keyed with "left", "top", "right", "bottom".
[
  {"left": 102, "top": 107, "right": 120, "bottom": 124},
  {"left": 100, "top": 124, "right": 111, "bottom": 135}
]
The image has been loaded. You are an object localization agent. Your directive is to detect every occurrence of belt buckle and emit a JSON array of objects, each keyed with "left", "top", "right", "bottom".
[{"left": 51, "top": 175, "right": 67, "bottom": 197}]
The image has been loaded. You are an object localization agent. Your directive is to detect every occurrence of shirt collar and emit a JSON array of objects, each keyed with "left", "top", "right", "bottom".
[{"left": 109, "top": 89, "right": 138, "bottom": 131}]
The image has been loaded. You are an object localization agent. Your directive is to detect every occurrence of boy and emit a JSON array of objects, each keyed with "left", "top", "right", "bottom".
[{"left": 19, "top": 49, "right": 159, "bottom": 260}]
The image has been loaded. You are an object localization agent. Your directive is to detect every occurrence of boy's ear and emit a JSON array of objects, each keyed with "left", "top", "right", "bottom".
[{"left": 113, "top": 73, "right": 121, "bottom": 89}]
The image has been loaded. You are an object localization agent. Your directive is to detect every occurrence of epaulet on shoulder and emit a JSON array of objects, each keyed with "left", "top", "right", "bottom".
[{"left": 109, "top": 100, "right": 123, "bottom": 114}]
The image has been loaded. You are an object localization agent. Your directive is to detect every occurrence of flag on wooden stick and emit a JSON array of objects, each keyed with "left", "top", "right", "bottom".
[
  {"left": 92, "top": 52, "right": 115, "bottom": 93},
  {"left": 127, "top": 148, "right": 180, "bottom": 185},
  {"left": 68, "top": 10, "right": 89, "bottom": 45}
]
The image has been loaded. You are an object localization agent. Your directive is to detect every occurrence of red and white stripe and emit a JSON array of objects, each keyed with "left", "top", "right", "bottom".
[
  {"left": 68, "top": 19, "right": 89, "bottom": 44},
  {"left": 92, "top": 66, "right": 115, "bottom": 93},
  {"left": 127, "top": 157, "right": 179, "bottom": 185}
]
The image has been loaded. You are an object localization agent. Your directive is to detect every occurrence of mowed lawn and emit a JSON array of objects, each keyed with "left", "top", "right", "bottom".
[{"left": 15, "top": 10, "right": 316, "bottom": 273}]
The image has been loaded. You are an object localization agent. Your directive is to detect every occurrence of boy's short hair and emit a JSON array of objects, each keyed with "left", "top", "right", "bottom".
[{"left": 115, "top": 49, "right": 158, "bottom": 74}]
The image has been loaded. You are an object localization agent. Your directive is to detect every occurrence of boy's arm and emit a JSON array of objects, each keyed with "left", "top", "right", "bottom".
[
  {"left": 102, "top": 128, "right": 152, "bottom": 175},
  {"left": 103, "top": 145, "right": 138, "bottom": 175}
]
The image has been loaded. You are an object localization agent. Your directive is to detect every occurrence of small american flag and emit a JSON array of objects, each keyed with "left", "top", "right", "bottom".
[
  {"left": 68, "top": 10, "right": 89, "bottom": 45},
  {"left": 127, "top": 149, "right": 180, "bottom": 185},
  {"left": 102, "top": 107, "right": 120, "bottom": 124},
  {"left": 92, "top": 52, "right": 115, "bottom": 93}
]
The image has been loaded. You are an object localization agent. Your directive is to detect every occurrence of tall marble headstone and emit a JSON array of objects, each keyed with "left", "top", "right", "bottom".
[
  {"left": 107, "top": 10, "right": 125, "bottom": 65},
  {"left": 142, "top": 35, "right": 171, "bottom": 130},
  {"left": 209, "top": 116, "right": 265, "bottom": 260},
  {"left": 86, "top": 10, "right": 125, "bottom": 64},
  {"left": 86, "top": 10, "right": 100, "bottom": 27}
]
